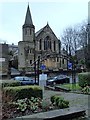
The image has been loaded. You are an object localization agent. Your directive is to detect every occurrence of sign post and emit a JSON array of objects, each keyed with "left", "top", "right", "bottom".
[
  {"left": 68, "top": 62, "right": 72, "bottom": 70},
  {"left": 40, "top": 64, "right": 46, "bottom": 71},
  {"left": 39, "top": 64, "right": 47, "bottom": 95}
]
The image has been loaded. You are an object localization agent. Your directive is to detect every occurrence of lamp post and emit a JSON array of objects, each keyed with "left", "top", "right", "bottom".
[
  {"left": 34, "top": 49, "right": 36, "bottom": 84},
  {"left": 34, "top": 60, "right": 36, "bottom": 84},
  {"left": 37, "top": 56, "right": 40, "bottom": 85},
  {"left": 33, "top": 33, "right": 37, "bottom": 84}
]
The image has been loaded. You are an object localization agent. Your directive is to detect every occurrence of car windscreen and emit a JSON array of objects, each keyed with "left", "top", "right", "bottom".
[{"left": 14, "top": 77, "right": 24, "bottom": 81}]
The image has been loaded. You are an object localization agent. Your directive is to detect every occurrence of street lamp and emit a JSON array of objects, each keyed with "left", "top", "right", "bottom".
[
  {"left": 37, "top": 56, "right": 40, "bottom": 85},
  {"left": 33, "top": 32, "right": 37, "bottom": 84}
]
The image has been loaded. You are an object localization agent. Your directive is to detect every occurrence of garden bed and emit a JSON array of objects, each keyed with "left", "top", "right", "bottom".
[
  {"left": 2, "top": 95, "right": 69, "bottom": 120},
  {"left": 1, "top": 81, "right": 89, "bottom": 120}
]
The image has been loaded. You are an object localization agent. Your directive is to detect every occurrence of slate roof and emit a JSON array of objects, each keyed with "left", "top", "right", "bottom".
[
  {"left": 35, "top": 23, "right": 50, "bottom": 37},
  {"left": 35, "top": 23, "right": 59, "bottom": 40},
  {"left": 24, "top": 5, "right": 33, "bottom": 25},
  {"left": 35, "top": 27, "right": 44, "bottom": 37}
]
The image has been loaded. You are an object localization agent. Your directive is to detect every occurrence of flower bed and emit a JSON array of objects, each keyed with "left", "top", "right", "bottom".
[{"left": 2, "top": 95, "right": 69, "bottom": 119}]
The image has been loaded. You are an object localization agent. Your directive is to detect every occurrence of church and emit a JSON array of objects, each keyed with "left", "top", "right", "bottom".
[{"left": 18, "top": 5, "right": 67, "bottom": 72}]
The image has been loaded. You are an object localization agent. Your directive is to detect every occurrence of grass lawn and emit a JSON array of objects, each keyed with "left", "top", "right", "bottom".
[{"left": 59, "top": 83, "right": 82, "bottom": 91}]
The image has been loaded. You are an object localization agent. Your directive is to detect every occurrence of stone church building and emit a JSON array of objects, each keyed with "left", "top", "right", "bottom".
[{"left": 18, "top": 5, "right": 67, "bottom": 72}]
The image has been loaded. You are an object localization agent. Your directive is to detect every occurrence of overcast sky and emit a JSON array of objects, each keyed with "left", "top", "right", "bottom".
[{"left": 0, "top": 0, "right": 89, "bottom": 45}]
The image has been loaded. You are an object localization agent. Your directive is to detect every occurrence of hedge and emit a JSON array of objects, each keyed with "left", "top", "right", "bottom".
[
  {"left": 0, "top": 80, "right": 21, "bottom": 88},
  {"left": 3, "top": 85, "right": 42, "bottom": 102},
  {"left": 50, "top": 95, "right": 69, "bottom": 109},
  {"left": 78, "top": 72, "right": 90, "bottom": 87}
]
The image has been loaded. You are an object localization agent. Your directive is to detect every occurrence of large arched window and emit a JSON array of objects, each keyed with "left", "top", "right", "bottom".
[{"left": 44, "top": 36, "right": 51, "bottom": 50}]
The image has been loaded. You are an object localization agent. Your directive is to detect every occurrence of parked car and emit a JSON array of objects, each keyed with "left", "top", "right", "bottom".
[
  {"left": 47, "top": 75, "right": 70, "bottom": 85},
  {"left": 12, "top": 76, "right": 38, "bottom": 85}
]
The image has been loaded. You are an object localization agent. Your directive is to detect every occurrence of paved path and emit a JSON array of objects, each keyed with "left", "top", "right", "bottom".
[
  {"left": 43, "top": 90, "right": 89, "bottom": 117},
  {"left": 15, "top": 90, "right": 89, "bottom": 120}
]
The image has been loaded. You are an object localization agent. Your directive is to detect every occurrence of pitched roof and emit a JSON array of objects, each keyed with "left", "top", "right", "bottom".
[
  {"left": 35, "top": 23, "right": 49, "bottom": 37},
  {"left": 35, "top": 23, "right": 58, "bottom": 40},
  {"left": 24, "top": 5, "right": 33, "bottom": 25},
  {"left": 35, "top": 27, "right": 44, "bottom": 37}
]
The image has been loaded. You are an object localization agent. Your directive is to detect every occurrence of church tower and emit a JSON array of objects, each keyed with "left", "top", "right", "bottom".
[
  {"left": 18, "top": 5, "right": 35, "bottom": 72},
  {"left": 23, "top": 4, "right": 35, "bottom": 42}
]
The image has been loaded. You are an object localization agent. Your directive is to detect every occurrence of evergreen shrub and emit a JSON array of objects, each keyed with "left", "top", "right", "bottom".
[{"left": 78, "top": 72, "right": 90, "bottom": 87}]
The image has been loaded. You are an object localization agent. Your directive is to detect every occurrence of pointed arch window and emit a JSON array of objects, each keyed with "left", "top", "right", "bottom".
[
  {"left": 57, "top": 57, "right": 59, "bottom": 62},
  {"left": 25, "top": 29, "right": 27, "bottom": 35},
  {"left": 44, "top": 36, "right": 51, "bottom": 50},
  {"left": 30, "top": 29, "right": 31, "bottom": 35},
  {"left": 59, "top": 41, "right": 61, "bottom": 53},
  {"left": 30, "top": 60, "right": 32, "bottom": 64},
  {"left": 39, "top": 39, "right": 42, "bottom": 50},
  {"left": 60, "top": 58, "right": 61, "bottom": 67},
  {"left": 29, "top": 49, "right": 32, "bottom": 53},
  {"left": 25, "top": 28, "right": 32, "bottom": 35},
  {"left": 54, "top": 41, "right": 56, "bottom": 51},
  {"left": 50, "top": 41, "right": 52, "bottom": 50},
  {"left": 62, "top": 58, "right": 64, "bottom": 64}
]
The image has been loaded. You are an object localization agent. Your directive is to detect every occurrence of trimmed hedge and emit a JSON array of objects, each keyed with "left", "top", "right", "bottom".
[
  {"left": 3, "top": 85, "right": 42, "bottom": 102},
  {"left": 0, "top": 80, "right": 21, "bottom": 88},
  {"left": 78, "top": 72, "right": 90, "bottom": 87}
]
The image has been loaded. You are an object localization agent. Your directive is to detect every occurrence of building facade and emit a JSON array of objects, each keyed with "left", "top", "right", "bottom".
[
  {"left": 18, "top": 5, "right": 67, "bottom": 72},
  {"left": 0, "top": 43, "right": 9, "bottom": 75}
]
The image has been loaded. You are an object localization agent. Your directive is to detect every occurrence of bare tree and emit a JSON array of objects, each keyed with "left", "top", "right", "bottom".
[
  {"left": 61, "top": 20, "right": 88, "bottom": 70},
  {"left": 86, "top": 23, "right": 90, "bottom": 71},
  {"left": 78, "top": 21, "right": 88, "bottom": 69},
  {"left": 61, "top": 26, "right": 79, "bottom": 56},
  {"left": 78, "top": 22, "right": 87, "bottom": 48}
]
